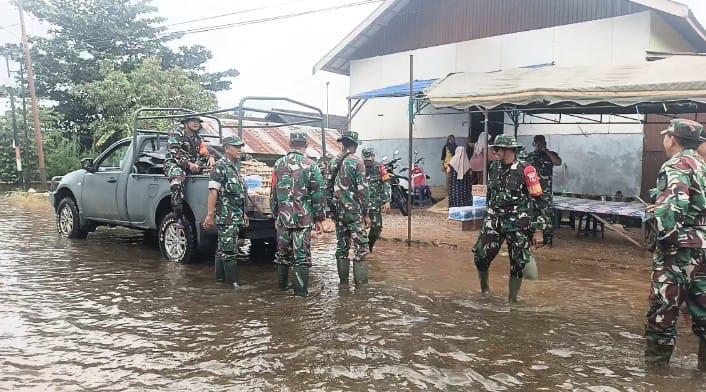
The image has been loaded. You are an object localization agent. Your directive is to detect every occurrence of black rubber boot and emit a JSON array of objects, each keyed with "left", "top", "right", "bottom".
[
  {"left": 337, "top": 258, "right": 350, "bottom": 284},
  {"left": 478, "top": 270, "right": 490, "bottom": 297},
  {"left": 644, "top": 340, "right": 673, "bottom": 368},
  {"left": 173, "top": 203, "right": 184, "bottom": 228},
  {"left": 508, "top": 277, "right": 523, "bottom": 302},
  {"left": 368, "top": 236, "right": 378, "bottom": 252},
  {"left": 223, "top": 261, "right": 241, "bottom": 288},
  {"left": 353, "top": 261, "right": 369, "bottom": 286},
  {"left": 277, "top": 264, "right": 290, "bottom": 292},
  {"left": 214, "top": 255, "right": 225, "bottom": 282},
  {"left": 293, "top": 265, "right": 309, "bottom": 297},
  {"left": 698, "top": 337, "right": 706, "bottom": 371}
]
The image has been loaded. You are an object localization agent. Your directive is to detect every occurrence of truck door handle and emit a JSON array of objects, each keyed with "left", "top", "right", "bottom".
[{"left": 107, "top": 178, "right": 117, "bottom": 183}]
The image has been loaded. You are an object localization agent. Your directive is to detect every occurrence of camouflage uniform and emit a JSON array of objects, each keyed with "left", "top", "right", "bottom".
[
  {"left": 644, "top": 119, "right": 706, "bottom": 368},
  {"left": 327, "top": 131, "right": 370, "bottom": 284},
  {"left": 164, "top": 117, "right": 209, "bottom": 213},
  {"left": 209, "top": 136, "right": 246, "bottom": 286},
  {"left": 526, "top": 147, "right": 557, "bottom": 245},
  {"left": 472, "top": 135, "right": 549, "bottom": 301},
  {"left": 362, "top": 147, "right": 391, "bottom": 252},
  {"left": 271, "top": 131, "right": 326, "bottom": 296}
]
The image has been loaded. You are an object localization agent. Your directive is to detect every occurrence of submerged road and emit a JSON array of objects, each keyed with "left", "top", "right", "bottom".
[{"left": 0, "top": 196, "right": 704, "bottom": 391}]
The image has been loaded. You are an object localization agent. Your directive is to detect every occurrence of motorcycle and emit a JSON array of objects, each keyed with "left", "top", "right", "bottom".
[
  {"left": 382, "top": 150, "right": 410, "bottom": 216},
  {"left": 409, "top": 152, "right": 433, "bottom": 207}
]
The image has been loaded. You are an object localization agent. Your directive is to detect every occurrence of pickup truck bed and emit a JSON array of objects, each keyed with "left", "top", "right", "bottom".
[{"left": 49, "top": 134, "right": 276, "bottom": 263}]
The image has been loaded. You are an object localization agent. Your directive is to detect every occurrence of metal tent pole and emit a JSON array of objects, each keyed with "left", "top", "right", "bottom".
[
  {"left": 407, "top": 55, "right": 413, "bottom": 245},
  {"left": 483, "top": 109, "right": 489, "bottom": 185}
]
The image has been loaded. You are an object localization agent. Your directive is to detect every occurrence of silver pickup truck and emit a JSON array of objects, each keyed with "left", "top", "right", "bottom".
[
  {"left": 49, "top": 132, "right": 276, "bottom": 263},
  {"left": 49, "top": 100, "right": 330, "bottom": 263}
]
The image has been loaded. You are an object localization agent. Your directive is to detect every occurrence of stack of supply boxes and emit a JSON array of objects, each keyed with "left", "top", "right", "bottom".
[{"left": 447, "top": 185, "right": 487, "bottom": 231}]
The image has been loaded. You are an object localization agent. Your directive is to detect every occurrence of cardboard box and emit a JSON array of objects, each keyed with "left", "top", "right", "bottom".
[
  {"left": 447, "top": 219, "right": 484, "bottom": 231},
  {"left": 473, "top": 196, "right": 486, "bottom": 207},
  {"left": 248, "top": 193, "right": 271, "bottom": 214},
  {"left": 472, "top": 185, "right": 487, "bottom": 197},
  {"left": 448, "top": 206, "right": 486, "bottom": 221}
]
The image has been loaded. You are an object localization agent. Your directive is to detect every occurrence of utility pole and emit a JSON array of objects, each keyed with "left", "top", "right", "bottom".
[
  {"left": 4, "top": 52, "right": 23, "bottom": 189},
  {"left": 18, "top": 48, "right": 32, "bottom": 189},
  {"left": 17, "top": 0, "right": 47, "bottom": 190}
]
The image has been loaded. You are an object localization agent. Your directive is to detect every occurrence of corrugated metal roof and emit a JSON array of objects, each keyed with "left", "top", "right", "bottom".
[
  {"left": 204, "top": 119, "right": 343, "bottom": 158},
  {"left": 314, "top": 0, "right": 706, "bottom": 76}
]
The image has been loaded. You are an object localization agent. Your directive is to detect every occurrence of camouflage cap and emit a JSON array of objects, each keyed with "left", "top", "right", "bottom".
[
  {"left": 290, "top": 131, "right": 309, "bottom": 144},
  {"left": 660, "top": 119, "right": 704, "bottom": 141},
  {"left": 223, "top": 136, "right": 245, "bottom": 147},
  {"left": 361, "top": 146, "right": 375, "bottom": 160},
  {"left": 180, "top": 116, "right": 203, "bottom": 124},
  {"left": 337, "top": 131, "right": 360, "bottom": 145},
  {"left": 489, "top": 135, "right": 522, "bottom": 149}
]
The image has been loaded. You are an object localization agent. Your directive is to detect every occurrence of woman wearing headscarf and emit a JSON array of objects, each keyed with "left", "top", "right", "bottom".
[
  {"left": 447, "top": 146, "right": 473, "bottom": 207},
  {"left": 441, "top": 135, "right": 457, "bottom": 170},
  {"left": 441, "top": 134, "right": 457, "bottom": 197}
]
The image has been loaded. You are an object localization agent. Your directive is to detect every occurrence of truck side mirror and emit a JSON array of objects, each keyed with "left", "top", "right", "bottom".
[{"left": 81, "top": 158, "right": 95, "bottom": 172}]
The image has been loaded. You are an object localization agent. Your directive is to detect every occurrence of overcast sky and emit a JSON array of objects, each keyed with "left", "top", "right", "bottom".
[{"left": 1, "top": 0, "right": 706, "bottom": 115}]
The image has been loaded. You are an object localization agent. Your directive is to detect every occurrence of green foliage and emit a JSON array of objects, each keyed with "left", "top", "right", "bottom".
[
  {"left": 74, "top": 58, "right": 217, "bottom": 147},
  {"left": 22, "top": 0, "right": 236, "bottom": 129}
]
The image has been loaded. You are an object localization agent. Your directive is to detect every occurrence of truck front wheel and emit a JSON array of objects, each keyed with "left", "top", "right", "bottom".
[
  {"left": 158, "top": 212, "right": 198, "bottom": 263},
  {"left": 56, "top": 197, "right": 88, "bottom": 239}
]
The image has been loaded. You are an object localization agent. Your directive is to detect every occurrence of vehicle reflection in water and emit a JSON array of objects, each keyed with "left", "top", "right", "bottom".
[{"left": 0, "top": 197, "right": 704, "bottom": 390}]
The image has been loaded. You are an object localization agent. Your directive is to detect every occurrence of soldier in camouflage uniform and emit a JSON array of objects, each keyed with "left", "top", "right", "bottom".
[
  {"left": 327, "top": 131, "right": 371, "bottom": 285},
  {"left": 472, "top": 135, "right": 549, "bottom": 302},
  {"left": 362, "top": 147, "right": 391, "bottom": 252},
  {"left": 164, "top": 116, "right": 214, "bottom": 223},
  {"left": 644, "top": 119, "right": 706, "bottom": 369},
  {"left": 270, "top": 131, "right": 325, "bottom": 297},
  {"left": 203, "top": 136, "right": 247, "bottom": 288},
  {"left": 525, "top": 135, "right": 562, "bottom": 246}
]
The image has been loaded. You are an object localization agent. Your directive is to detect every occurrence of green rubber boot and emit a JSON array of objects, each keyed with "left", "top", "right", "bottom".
[
  {"left": 368, "top": 236, "right": 378, "bottom": 252},
  {"left": 337, "top": 258, "right": 350, "bottom": 284},
  {"left": 214, "top": 255, "right": 225, "bottom": 282},
  {"left": 293, "top": 265, "right": 310, "bottom": 297},
  {"left": 478, "top": 270, "right": 490, "bottom": 297},
  {"left": 508, "top": 277, "right": 523, "bottom": 302},
  {"left": 223, "top": 260, "right": 241, "bottom": 288},
  {"left": 644, "top": 340, "right": 673, "bottom": 368},
  {"left": 353, "top": 261, "right": 369, "bottom": 286},
  {"left": 698, "top": 337, "right": 706, "bottom": 371},
  {"left": 277, "top": 264, "right": 290, "bottom": 292}
]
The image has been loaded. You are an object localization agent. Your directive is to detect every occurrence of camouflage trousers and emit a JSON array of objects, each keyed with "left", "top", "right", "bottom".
[
  {"left": 275, "top": 227, "right": 312, "bottom": 267},
  {"left": 217, "top": 223, "right": 240, "bottom": 263},
  {"left": 165, "top": 164, "right": 187, "bottom": 208},
  {"left": 368, "top": 209, "right": 384, "bottom": 241},
  {"left": 543, "top": 192, "right": 554, "bottom": 244},
  {"left": 473, "top": 219, "right": 532, "bottom": 278},
  {"left": 335, "top": 218, "right": 369, "bottom": 263},
  {"left": 645, "top": 247, "right": 706, "bottom": 346}
]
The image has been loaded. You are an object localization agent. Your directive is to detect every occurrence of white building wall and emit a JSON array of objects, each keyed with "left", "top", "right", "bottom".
[{"left": 348, "top": 11, "right": 693, "bottom": 189}]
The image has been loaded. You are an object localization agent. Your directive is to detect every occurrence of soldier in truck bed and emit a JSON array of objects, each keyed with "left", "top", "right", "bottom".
[{"left": 164, "top": 116, "right": 215, "bottom": 225}]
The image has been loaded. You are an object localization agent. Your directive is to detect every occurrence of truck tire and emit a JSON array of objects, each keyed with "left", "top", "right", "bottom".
[
  {"left": 158, "top": 212, "right": 198, "bottom": 263},
  {"left": 56, "top": 197, "right": 88, "bottom": 239},
  {"left": 250, "top": 238, "right": 277, "bottom": 262}
]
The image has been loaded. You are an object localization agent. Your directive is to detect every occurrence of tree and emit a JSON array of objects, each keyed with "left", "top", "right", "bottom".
[
  {"left": 22, "top": 0, "right": 236, "bottom": 133},
  {"left": 74, "top": 57, "right": 217, "bottom": 147}
]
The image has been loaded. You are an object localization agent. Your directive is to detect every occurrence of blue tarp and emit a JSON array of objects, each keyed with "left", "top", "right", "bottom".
[{"left": 349, "top": 79, "right": 437, "bottom": 100}]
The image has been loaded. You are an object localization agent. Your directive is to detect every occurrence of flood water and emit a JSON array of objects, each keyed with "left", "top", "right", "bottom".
[{"left": 1, "top": 196, "right": 706, "bottom": 391}]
